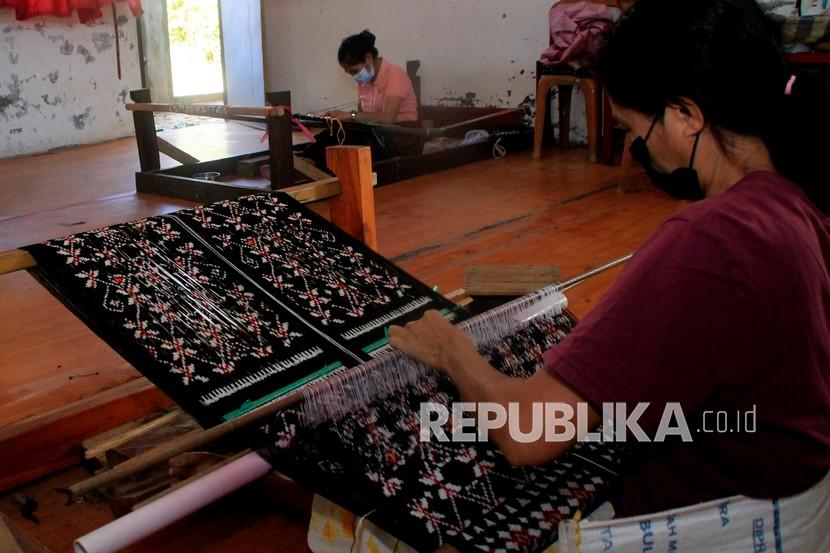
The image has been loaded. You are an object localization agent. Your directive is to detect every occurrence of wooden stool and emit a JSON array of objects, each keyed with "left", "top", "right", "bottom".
[{"left": 533, "top": 74, "right": 602, "bottom": 162}]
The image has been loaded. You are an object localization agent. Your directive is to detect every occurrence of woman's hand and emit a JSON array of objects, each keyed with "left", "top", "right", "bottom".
[
  {"left": 388, "top": 310, "right": 476, "bottom": 373},
  {"left": 324, "top": 110, "right": 352, "bottom": 122}
]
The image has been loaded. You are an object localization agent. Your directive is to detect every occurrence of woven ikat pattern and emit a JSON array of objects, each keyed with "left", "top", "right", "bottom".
[
  {"left": 262, "top": 313, "right": 625, "bottom": 552},
  {"left": 26, "top": 193, "right": 455, "bottom": 425},
  {"left": 172, "top": 194, "right": 436, "bottom": 348}
]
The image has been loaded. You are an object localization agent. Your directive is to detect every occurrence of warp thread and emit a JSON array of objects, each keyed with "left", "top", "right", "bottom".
[
  {"left": 299, "top": 286, "right": 568, "bottom": 427},
  {"left": 325, "top": 117, "right": 347, "bottom": 145}
]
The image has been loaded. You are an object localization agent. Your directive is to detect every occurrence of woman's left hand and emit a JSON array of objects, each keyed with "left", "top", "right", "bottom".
[
  {"left": 389, "top": 310, "right": 475, "bottom": 373},
  {"left": 325, "top": 110, "right": 351, "bottom": 122}
]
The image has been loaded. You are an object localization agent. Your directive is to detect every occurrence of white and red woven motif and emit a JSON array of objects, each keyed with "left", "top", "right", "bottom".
[
  {"left": 184, "top": 195, "right": 414, "bottom": 330},
  {"left": 263, "top": 313, "right": 626, "bottom": 552},
  {"left": 48, "top": 220, "right": 307, "bottom": 387},
  {"left": 29, "top": 192, "right": 455, "bottom": 425}
]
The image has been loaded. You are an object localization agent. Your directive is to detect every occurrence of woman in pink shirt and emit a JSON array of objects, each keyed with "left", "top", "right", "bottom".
[
  {"left": 328, "top": 30, "right": 419, "bottom": 125},
  {"left": 299, "top": 30, "right": 421, "bottom": 171}
]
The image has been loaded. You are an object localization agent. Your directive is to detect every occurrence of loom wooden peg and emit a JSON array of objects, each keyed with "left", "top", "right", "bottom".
[
  {"left": 326, "top": 146, "right": 378, "bottom": 250},
  {"left": 155, "top": 136, "right": 199, "bottom": 166},
  {"left": 292, "top": 156, "right": 332, "bottom": 181}
]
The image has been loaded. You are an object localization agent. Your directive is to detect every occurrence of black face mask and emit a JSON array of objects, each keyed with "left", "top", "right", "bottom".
[{"left": 629, "top": 116, "right": 704, "bottom": 201}]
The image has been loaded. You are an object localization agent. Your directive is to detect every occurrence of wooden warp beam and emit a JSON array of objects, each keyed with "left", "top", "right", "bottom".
[
  {"left": 126, "top": 103, "right": 286, "bottom": 120},
  {"left": 0, "top": 250, "right": 36, "bottom": 275}
]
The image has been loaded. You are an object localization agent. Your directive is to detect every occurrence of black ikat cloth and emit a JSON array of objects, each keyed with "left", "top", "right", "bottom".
[
  {"left": 25, "top": 193, "right": 457, "bottom": 426},
  {"left": 260, "top": 313, "right": 627, "bottom": 553}
]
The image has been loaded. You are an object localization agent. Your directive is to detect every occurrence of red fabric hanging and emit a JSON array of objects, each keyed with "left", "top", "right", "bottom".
[{"left": 0, "top": 0, "right": 141, "bottom": 22}]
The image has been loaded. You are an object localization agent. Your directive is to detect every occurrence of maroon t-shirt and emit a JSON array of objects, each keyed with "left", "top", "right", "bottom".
[{"left": 544, "top": 171, "right": 830, "bottom": 516}]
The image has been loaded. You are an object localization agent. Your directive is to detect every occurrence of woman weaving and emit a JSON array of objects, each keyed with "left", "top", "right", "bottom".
[
  {"left": 391, "top": 0, "right": 830, "bottom": 517},
  {"left": 298, "top": 30, "right": 422, "bottom": 171}
]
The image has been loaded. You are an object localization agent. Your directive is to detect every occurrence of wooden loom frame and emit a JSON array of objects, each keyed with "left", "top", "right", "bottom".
[
  {"left": 129, "top": 89, "right": 306, "bottom": 203},
  {"left": 128, "top": 79, "right": 530, "bottom": 204},
  {"left": 0, "top": 145, "right": 379, "bottom": 492}
]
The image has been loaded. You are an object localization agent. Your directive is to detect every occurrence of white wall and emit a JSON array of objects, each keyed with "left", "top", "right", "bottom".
[
  {"left": 265, "top": 3, "right": 560, "bottom": 103},
  {"left": 0, "top": 4, "right": 141, "bottom": 158},
  {"left": 262, "top": 0, "right": 590, "bottom": 141}
]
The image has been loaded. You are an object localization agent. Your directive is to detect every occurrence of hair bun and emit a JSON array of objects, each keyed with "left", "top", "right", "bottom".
[
  {"left": 338, "top": 30, "right": 379, "bottom": 64},
  {"left": 360, "top": 29, "right": 376, "bottom": 46}
]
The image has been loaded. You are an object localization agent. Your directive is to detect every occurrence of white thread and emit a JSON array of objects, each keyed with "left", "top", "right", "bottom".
[
  {"left": 492, "top": 137, "right": 507, "bottom": 159},
  {"left": 199, "top": 346, "right": 324, "bottom": 406},
  {"left": 340, "top": 297, "right": 433, "bottom": 340},
  {"left": 299, "top": 287, "right": 567, "bottom": 427}
]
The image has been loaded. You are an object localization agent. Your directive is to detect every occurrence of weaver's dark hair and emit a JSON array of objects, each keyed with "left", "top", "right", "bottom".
[
  {"left": 597, "top": 0, "right": 829, "bottom": 212},
  {"left": 338, "top": 30, "right": 379, "bottom": 65}
]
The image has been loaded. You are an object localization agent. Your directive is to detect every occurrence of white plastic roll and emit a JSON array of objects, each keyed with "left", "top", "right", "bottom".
[{"left": 74, "top": 452, "right": 272, "bottom": 553}]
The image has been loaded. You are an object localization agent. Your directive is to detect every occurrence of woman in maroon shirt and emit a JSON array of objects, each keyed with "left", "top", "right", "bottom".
[{"left": 390, "top": 0, "right": 830, "bottom": 516}]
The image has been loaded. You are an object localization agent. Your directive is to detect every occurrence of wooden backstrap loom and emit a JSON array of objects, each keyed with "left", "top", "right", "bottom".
[{"left": 0, "top": 145, "right": 379, "bottom": 492}]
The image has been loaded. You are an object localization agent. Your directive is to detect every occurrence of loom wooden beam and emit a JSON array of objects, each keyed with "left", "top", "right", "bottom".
[
  {"left": 326, "top": 146, "right": 378, "bottom": 250},
  {"left": 126, "top": 102, "right": 284, "bottom": 119},
  {"left": 0, "top": 513, "right": 50, "bottom": 553},
  {"left": 263, "top": 89, "right": 295, "bottom": 189},
  {"left": 156, "top": 136, "right": 200, "bottom": 166},
  {"left": 266, "top": 110, "right": 294, "bottom": 189},
  {"left": 0, "top": 250, "right": 36, "bottom": 276},
  {"left": 82, "top": 410, "right": 183, "bottom": 462},
  {"left": 293, "top": 156, "right": 332, "bottom": 181},
  {"left": 129, "top": 89, "right": 161, "bottom": 172},
  {"left": 280, "top": 171, "right": 379, "bottom": 204},
  {"left": 0, "top": 515, "right": 23, "bottom": 553},
  {"left": 236, "top": 155, "right": 333, "bottom": 181},
  {"left": 0, "top": 378, "right": 173, "bottom": 492},
  {"left": 282, "top": 177, "right": 341, "bottom": 203}
]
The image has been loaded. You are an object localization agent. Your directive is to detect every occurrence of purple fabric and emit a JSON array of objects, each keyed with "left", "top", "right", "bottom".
[{"left": 540, "top": 2, "right": 615, "bottom": 66}]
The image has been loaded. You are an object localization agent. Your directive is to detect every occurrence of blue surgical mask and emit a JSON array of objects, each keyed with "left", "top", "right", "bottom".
[{"left": 353, "top": 65, "right": 375, "bottom": 84}]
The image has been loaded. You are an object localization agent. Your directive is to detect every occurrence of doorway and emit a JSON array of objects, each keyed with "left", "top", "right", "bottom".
[{"left": 166, "top": 0, "right": 225, "bottom": 101}]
